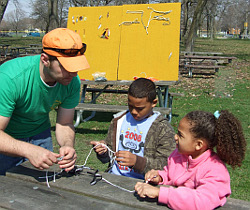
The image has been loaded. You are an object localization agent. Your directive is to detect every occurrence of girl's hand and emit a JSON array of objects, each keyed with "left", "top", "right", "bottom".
[
  {"left": 145, "top": 169, "right": 162, "bottom": 184},
  {"left": 135, "top": 182, "right": 160, "bottom": 198}
]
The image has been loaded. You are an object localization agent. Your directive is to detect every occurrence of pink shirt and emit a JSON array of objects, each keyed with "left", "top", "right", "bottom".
[{"left": 158, "top": 149, "right": 231, "bottom": 210}]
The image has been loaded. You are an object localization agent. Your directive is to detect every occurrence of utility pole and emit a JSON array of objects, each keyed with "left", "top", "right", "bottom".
[{"left": 242, "top": 12, "right": 248, "bottom": 38}]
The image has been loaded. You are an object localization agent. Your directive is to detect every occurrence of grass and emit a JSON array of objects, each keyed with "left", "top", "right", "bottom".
[
  {"left": 2, "top": 36, "right": 249, "bottom": 201},
  {"left": 0, "top": 36, "right": 43, "bottom": 47}
]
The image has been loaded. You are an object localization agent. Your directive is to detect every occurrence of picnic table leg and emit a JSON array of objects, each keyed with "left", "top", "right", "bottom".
[
  {"left": 74, "top": 110, "right": 82, "bottom": 127},
  {"left": 156, "top": 86, "right": 171, "bottom": 121},
  {"left": 187, "top": 57, "right": 193, "bottom": 78},
  {"left": 168, "top": 95, "right": 173, "bottom": 122},
  {"left": 74, "top": 85, "right": 88, "bottom": 127},
  {"left": 188, "top": 67, "right": 193, "bottom": 78},
  {"left": 74, "top": 84, "right": 112, "bottom": 127},
  {"left": 90, "top": 85, "right": 110, "bottom": 103},
  {"left": 156, "top": 86, "right": 164, "bottom": 107}
]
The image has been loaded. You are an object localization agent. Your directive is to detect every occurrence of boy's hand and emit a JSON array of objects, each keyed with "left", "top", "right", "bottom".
[
  {"left": 135, "top": 182, "right": 160, "bottom": 198},
  {"left": 145, "top": 169, "right": 162, "bottom": 184},
  {"left": 90, "top": 140, "right": 107, "bottom": 155},
  {"left": 115, "top": 151, "right": 136, "bottom": 167}
]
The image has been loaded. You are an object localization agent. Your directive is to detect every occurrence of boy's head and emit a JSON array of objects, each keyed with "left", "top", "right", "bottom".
[
  {"left": 128, "top": 78, "right": 156, "bottom": 102},
  {"left": 128, "top": 78, "right": 157, "bottom": 121}
]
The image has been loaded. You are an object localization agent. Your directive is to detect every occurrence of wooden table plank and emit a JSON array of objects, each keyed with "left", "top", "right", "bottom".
[
  {"left": 4, "top": 162, "right": 250, "bottom": 210},
  {"left": 0, "top": 176, "right": 134, "bottom": 210}
]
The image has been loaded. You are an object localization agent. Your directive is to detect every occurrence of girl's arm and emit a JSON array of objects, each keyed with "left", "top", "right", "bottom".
[{"left": 158, "top": 164, "right": 231, "bottom": 210}]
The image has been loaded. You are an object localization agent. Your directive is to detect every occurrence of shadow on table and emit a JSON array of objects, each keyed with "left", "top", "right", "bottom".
[{"left": 7, "top": 163, "right": 74, "bottom": 183}]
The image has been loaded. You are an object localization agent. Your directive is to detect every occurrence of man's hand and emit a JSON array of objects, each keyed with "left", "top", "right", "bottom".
[
  {"left": 135, "top": 182, "right": 160, "bottom": 198},
  {"left": 26, "top": 145, "right": 60, "bottom": 170},
  {"left": 57, "top": 146, "right": 77, "bottom": 172},
  {"left": 90, "top": 140, "right": 108, "bottom": 155},
  {"left": 115, "top": 151, "right": 136, "bottom": 167}
]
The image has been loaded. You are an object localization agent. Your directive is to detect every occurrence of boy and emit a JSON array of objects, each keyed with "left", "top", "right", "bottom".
[{"left": 90, "top": 78, "right": 175, "bottom": 179}]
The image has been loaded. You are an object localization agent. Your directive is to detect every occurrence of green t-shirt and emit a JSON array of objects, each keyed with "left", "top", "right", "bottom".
[{"left": 0, "top": 55, "right": 80, "bottom": 138}]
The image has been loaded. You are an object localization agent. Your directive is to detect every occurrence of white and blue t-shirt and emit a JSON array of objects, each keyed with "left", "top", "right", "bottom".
[{"left": 110, "top": 111, "right": 160, "bottom": 179}]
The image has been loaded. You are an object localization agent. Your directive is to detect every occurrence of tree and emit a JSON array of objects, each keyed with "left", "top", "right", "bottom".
[
  {"left": 30, "top": 0, "right": 49, "bottom": 30},
  {"left": 58, "top": 0, "right": 70, "bottom": 27},
  {"left": 5, "top": 0, "right": 25, "bottom": 33},
  {"left": 219, "top": 0, "right": 250, "bottom": 34},
  {"left": 47, "top": 0, "right": 59, "bottom": 31},
  {"left": 0, "top": 0, "right": 9, "bottom": 23},
  {"left": 70, "top": 0, "right": 152, "bottom": 6},
  {"left": 30, "top": 0, "right": 69, "bottom": 31},
  {"left": 181, "top": 0, "right": 191, "bottom": 39},
  {"left": 184, "top": 0, "right": 208, "bottom": 51}
]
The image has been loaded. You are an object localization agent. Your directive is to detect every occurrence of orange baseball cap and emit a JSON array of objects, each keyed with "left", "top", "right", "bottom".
[{"left": 42, "top": 28, "right": 90, "bottom": 72}]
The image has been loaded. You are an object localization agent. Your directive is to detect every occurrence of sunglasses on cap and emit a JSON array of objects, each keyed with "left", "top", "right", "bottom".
[{"left": 43, "top": 43, "right": 86, "bottom": 56}]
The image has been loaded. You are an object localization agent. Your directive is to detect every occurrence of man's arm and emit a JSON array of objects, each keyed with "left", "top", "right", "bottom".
[
  {"left": 0, "top": 115, "right": 59, "bottom": 170},
  {"left": 55, "top": 107, "right": 77, "bottom": 172}
]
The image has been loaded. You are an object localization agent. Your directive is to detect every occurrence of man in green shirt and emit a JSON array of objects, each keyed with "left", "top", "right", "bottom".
[{"left": 0, "top": 28, "right": 89, "bottom": 175}]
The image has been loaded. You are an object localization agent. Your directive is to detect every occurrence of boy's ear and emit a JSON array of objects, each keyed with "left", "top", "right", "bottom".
[
  {"left": 151, "top": 98, "right": 158, "bottom": 108},
  {"left": 41, "top": 53, "right": 50, "bottom": 67}
]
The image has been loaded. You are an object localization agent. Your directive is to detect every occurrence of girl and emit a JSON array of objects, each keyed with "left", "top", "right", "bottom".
[{"left": 135, "top": 110, "right": 246, "bottom": 210}]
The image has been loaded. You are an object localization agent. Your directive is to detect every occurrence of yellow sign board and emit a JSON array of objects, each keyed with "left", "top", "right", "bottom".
[{"left": 67, "top": 3, "right": 181, "bottom": 81}]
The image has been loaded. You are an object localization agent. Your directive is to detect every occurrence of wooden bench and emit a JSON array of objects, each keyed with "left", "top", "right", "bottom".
[
  {"left": 75, "top": 103, "right": 171, "bottom": 114},
  {"left": 182, "top": 64, "right": 220, "bottom": 77},
  {"left": 74, "top": 94, "right": 180, "bottom": 128},
  {"left": 74, "top": 81, "right": 183, "bottom": 127},
  {"left": 75, "top": 103, "right": 170, "bottom": 117}
]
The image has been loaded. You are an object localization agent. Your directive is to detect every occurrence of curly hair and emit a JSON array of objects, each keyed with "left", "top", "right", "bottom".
[
  {"left": 185, "top": 110, "right": 246, "bottom": 168},
  {"left": 128, "top": 78, "right": 156, "bottom": 103}
]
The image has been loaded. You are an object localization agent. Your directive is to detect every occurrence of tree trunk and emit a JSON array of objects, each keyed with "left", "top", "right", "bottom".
[
  {"left": 47, "top": 0, "right": 59, "bottom": 32},
  {"left": 207, "top": 10, "right": 210, "bottom": 38},
  {"left": 182, "top": 0, "right": 189, "bottom": 39},
  {"left": 210, "top": 7, "right": 216, "bottom": 40},
  {"left": 0, "top": 0, "right": 9, "bottom": 23},
  {"left": 185, "top": 0, "right": 208, "bottom": 52}
]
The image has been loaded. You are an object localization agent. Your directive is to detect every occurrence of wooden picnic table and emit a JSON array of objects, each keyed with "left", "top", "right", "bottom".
[
  {"left": 74, "top": 80, "right": 182, "bottom": 127},
  {"left": 9, "top": 46, "right": 28, "bottom": 57},
  {"left": 179, "top": 52, "right": 237, "bottom": 77},
  {"left": 29, "top": 44, "right": 42, "bottom": 47},
  {"left": 2, "top": 161, "right": 250, "bottom": 210},
  {"left": 184, "top": 54, "right": 237, "bottom": 64},
  {"left": 0, "top": 44, "right": 10, "bottom": 57},
  {"left": 25, "top": 47, "right": 43, "bottom": 55},
  {"left": 181, "top": 51, "right": 223, "bottom": 56}
]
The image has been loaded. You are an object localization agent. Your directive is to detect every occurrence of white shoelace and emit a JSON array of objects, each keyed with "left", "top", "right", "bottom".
[{"left": 39, "top": 143, "right": 135, "bottom": 193}]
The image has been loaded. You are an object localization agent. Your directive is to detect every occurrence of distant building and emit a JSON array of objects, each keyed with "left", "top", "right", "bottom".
[{"left": 228, "top": 28, "right": 241, "bottom": 35}]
